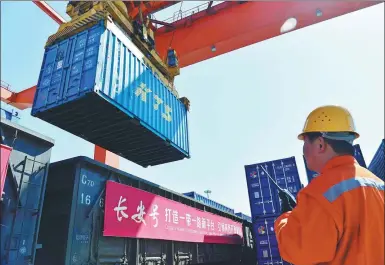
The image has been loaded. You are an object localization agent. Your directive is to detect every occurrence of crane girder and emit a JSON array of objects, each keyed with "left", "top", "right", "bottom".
[
  {"left": 154, "top": 1, "right": 382, "bottom": 68},
  {"left": 3, "top": 1, "right": 383, "bottom": 107},
  {"left": 124, "top": 1, "right": 180, "bottom": 20},
  {"left": 2, "top": 0, "right": 382, "bottom": 169}
]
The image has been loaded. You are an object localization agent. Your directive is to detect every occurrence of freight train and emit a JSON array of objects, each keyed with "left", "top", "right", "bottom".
[
  {"left": 0, "top": 117, "right": 256, "bottom": 265},
  {"left": 1, "top": 117, "right": 55, "bottom": 265}
]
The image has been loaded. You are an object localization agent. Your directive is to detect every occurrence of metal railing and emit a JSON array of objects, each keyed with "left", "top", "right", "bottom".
[
  {"left": 153, "top": 1, "right": 224, "bottom": 28},
  {"left": 1, "top": 80, "right": 12, "bottom": 92}
]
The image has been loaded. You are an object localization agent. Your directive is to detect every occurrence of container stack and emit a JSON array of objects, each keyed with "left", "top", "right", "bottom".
[
  {"left": 244, "top": 157, "right": 302, "bottom": 265},
  {"left": 304, "top": 144, "right": 368, "bottom": 184}
]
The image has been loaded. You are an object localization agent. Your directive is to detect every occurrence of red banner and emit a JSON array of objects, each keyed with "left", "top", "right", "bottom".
[
  {"left": 103, "top": 181, "right": 243, "bottom": 244},
  {"left": 1, "top": 144, "right": 12, "bottom": 197}
]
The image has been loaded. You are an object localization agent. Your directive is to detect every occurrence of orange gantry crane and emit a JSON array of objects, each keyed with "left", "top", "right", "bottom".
[{"left": 1, "top": 0, "right": 382, "bottom": 168}]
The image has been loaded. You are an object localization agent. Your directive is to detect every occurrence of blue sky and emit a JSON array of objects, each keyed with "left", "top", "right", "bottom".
[{"left": 1, "top": 1, "right": 384, "bottom": 215}]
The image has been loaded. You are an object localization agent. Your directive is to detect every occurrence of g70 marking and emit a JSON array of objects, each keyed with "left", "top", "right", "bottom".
[{"left": 81, "top": 175, "right": 95, "bottom": 187}]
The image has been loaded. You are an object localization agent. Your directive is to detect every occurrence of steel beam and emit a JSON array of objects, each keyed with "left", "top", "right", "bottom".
[{"left": 32, "top": 1, "right": 66, "bottom": 25}]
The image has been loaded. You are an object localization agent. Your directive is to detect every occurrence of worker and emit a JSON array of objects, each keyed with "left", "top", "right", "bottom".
[{"left": 274, "top": 105, "right": 384, "bottom": 265}]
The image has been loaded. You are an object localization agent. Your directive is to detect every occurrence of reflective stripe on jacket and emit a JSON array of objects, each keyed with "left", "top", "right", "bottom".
[{"left": 274, "top": 155, "right": 384, "bottom": 265}]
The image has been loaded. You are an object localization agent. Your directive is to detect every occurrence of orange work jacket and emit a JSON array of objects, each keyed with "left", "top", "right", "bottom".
[{"left": 274, "top": 155, "right": 384, "bottom": 265}]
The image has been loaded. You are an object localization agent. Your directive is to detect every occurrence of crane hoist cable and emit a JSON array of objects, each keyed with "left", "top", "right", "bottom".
[{"left": 168, "top": 1, "right": 183, "bottom": 49}]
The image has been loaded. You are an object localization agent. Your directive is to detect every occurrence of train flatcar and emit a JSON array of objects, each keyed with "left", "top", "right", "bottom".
[{"left": 35, "top": 156, "right": 255, "bottom": 265}]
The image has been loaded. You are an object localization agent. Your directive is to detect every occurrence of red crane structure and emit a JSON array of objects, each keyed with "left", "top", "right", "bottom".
[{"left": 1, "top": 0, "right": 382, "bottom": 168}]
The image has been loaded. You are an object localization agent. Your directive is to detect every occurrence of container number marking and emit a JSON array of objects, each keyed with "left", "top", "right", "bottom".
[
  {"left": 81, "top": 175, "right": 94, "bottom": 187},
  {"left": 80, "top": 193, "right": 91, "bottom": 205},
  {"left": 76, "top": 234, "right": 89, "bottom": 244}
]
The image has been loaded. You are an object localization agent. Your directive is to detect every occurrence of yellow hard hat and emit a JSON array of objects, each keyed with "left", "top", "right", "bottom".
[{"left": 298, "top": 105, "right": 359, "bottom": 140}]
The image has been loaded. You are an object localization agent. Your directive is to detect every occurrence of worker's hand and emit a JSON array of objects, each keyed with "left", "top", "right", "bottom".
[{"left": 279, "top": 190, "right": 297, "bottom": 213}]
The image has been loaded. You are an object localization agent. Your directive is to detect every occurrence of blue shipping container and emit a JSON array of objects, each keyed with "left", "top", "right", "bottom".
[
  {"left": 31, "top": 20, "right": 190, "bottom": 167},
  {"left": 244, "top": 157, "right": 302, "bottom": 217},
  {"left": 235, "top": 212, "right": 252, "bottom": 223},
  {"left": 183, "top": 191, "right": 235, "bottom": 215},
  {"left": 369, "top": 139, "right": 385, "bottom": 180},
  {"left": 304, "top": 144, "right": 368, "bottom": 184},
  {"left": 253, "top": 215, "right": 293, "bottom": 265},
  {"left": 354, "top": 144, "right": 367, "bottom": 168}
]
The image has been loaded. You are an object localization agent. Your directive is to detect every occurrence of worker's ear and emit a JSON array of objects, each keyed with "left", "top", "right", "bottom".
[{"left": 318, "top": 137, "right": 327, "bottom": 153}]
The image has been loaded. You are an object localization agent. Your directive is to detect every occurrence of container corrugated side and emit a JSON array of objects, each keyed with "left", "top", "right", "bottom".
[
  {"left": 253, "top": 215, "right": 293, "bottom": 265},
  {"left": 369, "top": 139, "right": 385, "bottom": 180},
  {"left": 0, "top": 118, "right": 54, "bottom": 265},
  {"left": 304, "top": 144, "right": 368, "bottom": 184},
  {"left": 353, "top": 144, "right": 367, "bottom": 168},
  {"left": 183, "top": 191, "right": 235, "bottom": 215},
  {"left": 31, "top": 20, "right": 189, "bottom": 167},
  {"left": 36, "top": 156, "right": 244, "bottom": 265},
  {"left": 245, "top": 157, "right": 302, "bottom": 218}
]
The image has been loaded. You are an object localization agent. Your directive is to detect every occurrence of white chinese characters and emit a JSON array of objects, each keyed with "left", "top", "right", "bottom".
[
  {"left": 112, "top": 195, "right": 242, "bottom": 237},
  {"left": 165, "top": 208, "right": 172, "bottom": 223},
  {"left": 217, "top": 222, "right": 243, "bottom": 236},
  {"left": 114, "top": 196, "right": 128, "bottom": 222},
  {"left": 132, "top": 200, "right": 147, "bottom": 225},
  {"left": 185, "top": 214, "right": 192, "bottom": 227},
  {"left": 172, "top": 210, "right": 179, "bottom": 224},
  {"left": 149, "top": 204, "right": 159, "bottom": 228}
]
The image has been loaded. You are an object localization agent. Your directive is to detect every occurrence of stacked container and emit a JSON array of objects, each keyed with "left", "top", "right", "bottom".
[
  {"left": 304, "top": 144, "right": 368, "bottom": 184},
  {"left": 244, "top": 156, "right": 302, "bottom": 265},
  {"left": 253, "top": 216, "right": 292, "bottom": 265}
]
